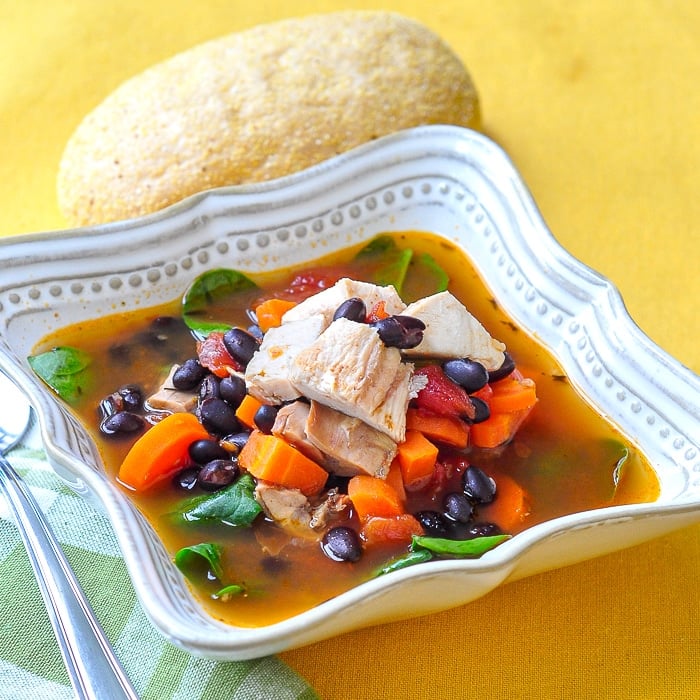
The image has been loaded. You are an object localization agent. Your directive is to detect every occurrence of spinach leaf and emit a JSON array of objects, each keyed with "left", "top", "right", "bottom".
[
  {"left": 182, "top": 268, "right": 258, "bottom": 337},
  {"left": 213, "top": 583, "right": 246, "bottom": 600},
  {"left": 27, "top": 346, "right": 92, "bottom": 404},
  {"left": 174, "top": 542, "right": 224, "bottom": 582},
  {"left": 175, "top": 473, "right": 262, "bottom": 527},
  {"left": 355, "top": 236, "right": 413, "bottom": 294},
  {"left": 411, "top": 533, "right": 510, "bottom": 558},
  {"left": 401, "top": 252, "right": 450, "bottom": 303},
  {"left": 373, "top": 548, "right": 433, "bottom": 577}
]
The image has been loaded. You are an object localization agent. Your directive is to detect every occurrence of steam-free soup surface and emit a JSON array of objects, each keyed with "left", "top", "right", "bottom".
[{"left": 33, "top": 232, "right": 659, "bottom": 626}]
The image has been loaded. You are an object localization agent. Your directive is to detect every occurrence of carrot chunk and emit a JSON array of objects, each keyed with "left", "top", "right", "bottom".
[
  {"left": 488, "top": 375, "right": 537, "bottom": 414},
  {"left": 405, "top": 407, "right": 469, "bottom": 449},
  {"left": 396, "top": 429, "right": 439, "bottom": 491},
  {"left": 238, "top": 430, "right": 328, "bottom": 496},
  {"left": 254, "top": 298, "right": 298, "bottom": 332},
  {"left": 360, "top": 514, "right": 424, "bottom": 547},
  {"left": 347, "top": 474, "right": 404, "bottom": 521},
  {"left": 385, "top": 459, "right": 407, "bottom": 505},
  {"left": 235, "top": 393, "right": 263, "bottom": 429},
  {"left": 118, "top": 412, "right": 210, "bottom": 491},
  {"left": 470, "top": 406, "right": 534, "bottom": 448},
  {"left": 481, "top": 473, "right": 531, "bottom": 533}
]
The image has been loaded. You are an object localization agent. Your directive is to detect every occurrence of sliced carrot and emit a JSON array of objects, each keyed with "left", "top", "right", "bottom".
[
  {"left": 254, "top": 298, "right": 298, "bottom": 332},
  {"left": 118, "top": 412, "right": 210, "bottom": 491},
  {"left": 360, "top": 514, "right": 424, "bottom": 547},
  {"left": 347, "top": 474, "right": 404, "bottom": 521},
  {"left": 235, "top": 393, "right": 263, "bottom": 429},
  {"left": 480, "top": 472, "right": 531, "bottom": 533},
  {"left": 488, "top": 375, "right": 537, "bottom": 414},
  {"left": 396, "top": 429, "right": 439, "bottom": 491},
  {"left": 238, "top": 430, "right": 328, "bottom": 496},
  {"left": 469, "top": 410, "right": 525, "bottom": 449},
  {"left": 385, "top": 459, "right": 407, "bottom": 505},
  {"left": 405, "top": 407, "right": 469, "bottom": 449}
]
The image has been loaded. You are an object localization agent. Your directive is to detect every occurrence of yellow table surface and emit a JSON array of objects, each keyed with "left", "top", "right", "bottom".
[{"left": 2, "top": 1, "right": 699, "bottom": 698}]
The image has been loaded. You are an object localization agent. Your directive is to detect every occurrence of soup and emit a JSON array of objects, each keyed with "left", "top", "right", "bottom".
[{"left": 29, "top": 231, "right": 659, "bottom": 626}]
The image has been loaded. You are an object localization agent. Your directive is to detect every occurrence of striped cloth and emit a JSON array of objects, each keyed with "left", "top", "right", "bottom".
[{"left": 0, "top": 417, "right": 318, "bottom": 700}]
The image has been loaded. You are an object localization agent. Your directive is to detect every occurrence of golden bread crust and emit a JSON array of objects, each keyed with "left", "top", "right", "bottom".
[{"left": 57, "top": 11, "right": 479, "bottom": 226}]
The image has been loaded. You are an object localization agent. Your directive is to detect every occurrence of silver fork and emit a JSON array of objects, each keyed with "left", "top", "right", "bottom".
[{"left": 0, "top": 370, "right": 139, "bottom": 699}]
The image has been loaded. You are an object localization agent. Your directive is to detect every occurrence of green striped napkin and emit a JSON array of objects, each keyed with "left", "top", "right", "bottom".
[{"left": 0, "top": 417, "right": 318, "bottom": 700}]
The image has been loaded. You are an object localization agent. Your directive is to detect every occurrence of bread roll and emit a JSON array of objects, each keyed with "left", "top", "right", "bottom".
[{"left": 57, "top": 11, "right": 479, "bottom": 227}]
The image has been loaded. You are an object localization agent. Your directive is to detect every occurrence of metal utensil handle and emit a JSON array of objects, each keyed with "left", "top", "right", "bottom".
[{"left": 0, "top": 456, "right": 139, "bottom": 699}]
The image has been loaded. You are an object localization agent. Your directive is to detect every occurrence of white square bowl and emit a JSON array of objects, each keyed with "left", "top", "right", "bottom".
[{"left": 1, "top": 125, "right": 699, "bottom": 660}]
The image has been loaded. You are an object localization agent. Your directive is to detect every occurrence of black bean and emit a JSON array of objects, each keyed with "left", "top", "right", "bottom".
[
  {"left": 172, "top": 358, "right": 207, "bottom": 390},
  {"left": 108, "top": 343, "right": 132, "bottom": 366},
  {"left": 149, "top": 315, "right": 180, "bottom": 333},
  {"left": 466, "top": 522, "right": 503, "bottom": 538},
  {"left": 488, "top": 352, "right": 516, "bottom": 383},
  {"left": 219, "top": 431, "right": 250, "bottom": 455},
  {"left": 254, "top": 404, "right": 279, "bottom": 434},
  {"left": 416, "top": 510, "right": 450, "bottom": 537},
  {"left": 443, "top": 492, "right": 474, "bottom": 523},
  {"left": 198, "top": 374, "right": 220, "bottom": 402},
  {"left": 223, "top": 328, "right": 260, "bottom": 366},
  {"left": 462, "top": 465, "right": 497, "bottom": 504},
  {"left": 261, "top": 555, "right": 289, "bottom": 574},
  {"left": 442, "top": 358, "right": 489, "bottom": 394},
  {"left": 469, "top": 397, "right": 491, "bottom": 424},
  {"left": 321, "top": 527, "right": 362, "bottom": 562},
  {"left": 188, "top": 438, "right": 230, "bottom": 465},
  {"left": 370, "top": 315, "right": 425, "bottom": 349},
  {"left": 100, "top": 411, "right": 145, "bottom": 436},
  {"left": 199, "top": 397, "right": 240, "bottom": 435},
  {"left": 333, "top": 297, "right": 367, "bottom": 323},
  {"left": 219, "top": 375, "right": 246, "bottom": 408},
  {"left": 247, "top": 324, "right": 264, "bottom": 341},
  {"left": 173, "top": 466, "right": 200, "bottom": 491},
  {"left": 197, "top": 459, "right": 239, "bottom": 491},
  {"left": 118, "top": 385, "right": 143, "bottom": 412}
]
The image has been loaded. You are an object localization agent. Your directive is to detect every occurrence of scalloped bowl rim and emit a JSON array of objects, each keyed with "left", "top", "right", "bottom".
[{"left": 1, "top": 125, "right": 699, "bottom": 659}]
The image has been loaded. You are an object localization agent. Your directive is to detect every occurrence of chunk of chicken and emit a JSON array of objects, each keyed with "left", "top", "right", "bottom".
[
  {"left": 254, "top": 483, "right": 350, "bottom": 541},
  {"left": 145, "top": 364, "right": 198, "bottom": 413},
  {"left": 289, "top": 318, "right": 412, "bottom": 441},
  {"left": 255, "top": 482, "right": 314, "bottom": 540},
  {"left": 245, "top": 314, "right": 326, "bottom": 404},
  {"left": 281, "top": 277, "right": 406, "bottom": 326},
  {"left": 402, "top": 291, "right": 506, "bottom": 370},
  {"left": 305, "top": 401, "right": 397, "bottom": 478},
  {"left": 271, "top": 401, "right": 325, "bottom": 464}
]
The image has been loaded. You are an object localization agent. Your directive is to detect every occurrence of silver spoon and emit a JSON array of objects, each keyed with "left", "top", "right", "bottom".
[{"left": 0, "top": 370, "right": 138, "bottom": 699}]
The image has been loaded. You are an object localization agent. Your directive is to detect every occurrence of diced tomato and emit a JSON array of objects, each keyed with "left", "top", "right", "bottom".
[
  {"left": 413, "top": 364, "right": 475, "bottom": 420},
  {"left": 366, "top": 300, "right": 391, "bottom": 322},
  {"left": 280, "top": 266, "right": 355, "bottom": 302},
  {"left": 196, "top": 332, "right": 242, "bottom": 377}
]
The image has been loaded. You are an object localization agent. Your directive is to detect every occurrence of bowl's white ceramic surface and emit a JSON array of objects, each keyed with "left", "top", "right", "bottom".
[{"left": 1, "top": 126, "right": 699, "bottom": 660}]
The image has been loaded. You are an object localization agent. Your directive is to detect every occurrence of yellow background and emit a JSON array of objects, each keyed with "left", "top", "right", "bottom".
[{"left": 2, "top": 1, "right": 699, "bottom": 698}]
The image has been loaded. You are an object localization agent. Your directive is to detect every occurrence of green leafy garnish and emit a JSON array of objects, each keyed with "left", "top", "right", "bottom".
[
  {"left": 355, "top": 236, "right": 413, "bottom": 294},
  {"left": 373, "top": 548, "right": 434, "bottom": 577},
  {"left": 213, "top": 583, "right": 246, "bottom": 600},
  {"left": 182, "top": 268, "right": 258, "bottom": 337},
  {"left": 174, "top": 542, "right": 224, "bottom": 582},
  {"left": 174, "top": 473, "right": 262, "bottom": 527},
  {"left": 27, "top": 346, "right": 92, "bottom": 404},
  {"left": 411, "top": 533, "right": 510, "bottom": 558},
  {"left": 401, "top": 252, "right": 450, "bottom": 302}
]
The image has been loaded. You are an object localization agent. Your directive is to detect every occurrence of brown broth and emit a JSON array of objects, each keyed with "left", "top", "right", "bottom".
[{"left": 33, "top": 231, "right": 659, "bottom": 626}]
